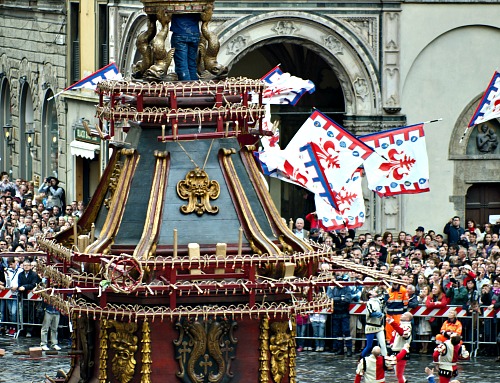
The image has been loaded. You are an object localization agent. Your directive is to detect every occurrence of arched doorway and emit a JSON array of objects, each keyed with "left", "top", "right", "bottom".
[
  {"left": 19, "top": 81, "right": 34, "bottom": 181},
  {"left": 42, "top": 89, "right": 59, "bottom": 179},
  {"left": 466, "top": 183, "right": 500, "bottom": 227},
  {"left": 0, "top": 77, "right": 11, "bottom": 173},
  {"left": 229, "top": 42, "right": 345, "bottom": 224}
]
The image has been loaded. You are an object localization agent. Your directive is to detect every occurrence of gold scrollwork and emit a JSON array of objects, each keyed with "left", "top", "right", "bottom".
[
  {"left": 140, "top": 321, "right": 152, "bottom": 383},
  {"left": 288, "top": 316, "right": 297, "bottom": 383},
  {"left": 98, "top": 318, "right": 110, "bottom": 383},
  {"left": 177, "top": 167, "right": 220, "bottom": 216},
  {"left": 174, "top": 318, "right": 238, "bottom": 383},
  {"left": 259, "top": 317, "right": 270, "bottom": 383},
  {"left": 269, "top": 321, "right": 291, "bottom": 383},
  {"left": 104, "top": 160, "right": 123, "bottom": 209},
  {"left": 108, "top": 321, "right": 139, "bottom": 383}
]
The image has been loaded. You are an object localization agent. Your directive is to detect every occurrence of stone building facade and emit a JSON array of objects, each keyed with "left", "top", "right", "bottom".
[
  {"left": 1, "top": 0, "right": 499, "bottom": 233},
  {"left": 0, "top": 1, "right": 67, "bottom": 189}
]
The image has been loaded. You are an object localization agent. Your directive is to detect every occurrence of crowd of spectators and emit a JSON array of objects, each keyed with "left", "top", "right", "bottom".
[
  {"left": 0, "top": 171, "right": 79, "bottom": 344},
  {"left": 0, "top": 171, "right": 85, "bottom": 252},
  {"left": 293, "top": 212, "right": 500, "bottom": 360}
]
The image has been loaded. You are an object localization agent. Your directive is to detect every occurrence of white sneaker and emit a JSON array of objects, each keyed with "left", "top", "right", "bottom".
[
  {"left": 52, "top": 345, "right": 61, "bottom": 351},
  {"left": 41, "top": 345, "right": 50, "bottom": 351}
]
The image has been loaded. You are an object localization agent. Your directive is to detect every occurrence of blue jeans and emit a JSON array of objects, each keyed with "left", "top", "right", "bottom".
[
  {"left": 171, "top": 33, "right": 199, "bottom": 81},
  {"left": 6, "top": 297, "right": 17, "bottom": 324},
  {"left": 331, "top": 314, "right": 352, "bottom": 351},
  {"left": 296, "top": 323, "right": 310, "bottom": 348},
  {"left": 361, "top": 331, "right": 387, "bottom": 357},
  {"left": 311, "top": 321, "right": 326, "bottom": 348}
]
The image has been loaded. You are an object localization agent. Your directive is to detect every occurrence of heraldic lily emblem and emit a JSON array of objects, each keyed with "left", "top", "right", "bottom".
[
  {"left": 334, "top": 187, "right": 358, "bottom": 215},
  {"left": 378, "top": 149, "right": 416, "bottom": 180},
  {"left": 315, "top": 139, "right": 340, "bottom": 169}
]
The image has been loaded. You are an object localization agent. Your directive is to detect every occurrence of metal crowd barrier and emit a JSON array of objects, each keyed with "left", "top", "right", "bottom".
[
  {"left": 0, "top": 289, "right": 43, "bottom": 339},
  {"left": 295, "top": 303, "right": 499, "bottom": 357}
]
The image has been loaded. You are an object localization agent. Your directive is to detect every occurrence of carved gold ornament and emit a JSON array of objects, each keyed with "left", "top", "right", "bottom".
[
  {"left": 259, "top": 318, "right": 296, "bottom": 383},
  {"left": 269, "top": 321, "right": 291, "bottom": 383},
  {"left": 109, "top": 321, "right": 139, "bottom": 383},
  {"left": 174, "top": 318, "right": 238, "bottom": 383},
  {"left": 177, "top": 167, "right": 220, "bottom": 215}
]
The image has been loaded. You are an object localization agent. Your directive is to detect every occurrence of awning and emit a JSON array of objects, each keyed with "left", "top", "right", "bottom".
[{"left": 70, "top": 140, "right": 100, "bottom": 159}]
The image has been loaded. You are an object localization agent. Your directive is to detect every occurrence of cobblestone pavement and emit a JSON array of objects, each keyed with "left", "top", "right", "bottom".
[
  {"left": 1, "top": 335, "right": 499, "bottom": 382},
  {"left": 295, "top": 350, "right": 499, "bottom": 383}
]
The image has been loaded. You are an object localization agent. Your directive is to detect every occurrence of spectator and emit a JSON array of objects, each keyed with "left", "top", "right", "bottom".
[
  {"left": 417, "top": 285, "right": 432, "bottom": 353},
  {"left": 38, "top": 176, "right": 65, "bottom": 210},
  {"left": 436, "top": 309, "right": 462, "bottom": 344},
  {"left": 327, "top": 274, "right": 353, "bottom": 356},
  {"left": 444, "top": 216, "right": 466, "bottom": 246},
  {"left": 309, "top": 311, "right": 328, "bottom": 352},
  {"left": 413, "top": 226, "right": 426, "bottom": 248},
  {"left": 305, "top": 211, "right": 320, "bottom": 230},
  {"left": 40, "top": 302, "right": 61, "bottom": 351},
  {"left": 292, "top": 218, "right": 309, "bottom": 240},
  {"left": 396, "top": 231, "right": 407, "bottom": 247},
  {"left": 295, "top": 313, "right": 310, "bottom": 352},
  {"left": 75, "top": 200, "right": 85, "bottom": 217},
  {"left": 425, "top": 284, "right": 450, "bottom": 338},
  {"left": 61, "top": 205, "right": 73, "bottom": 221},
  {"left": 460, "top": 264, "right": 476, "bottom": 287},
  {"left": 17, "top": 259, "right": 41, "bottom": 337},
  {"left": 3, "top": 256, "right": 20, "bottom": 336},
  {"left": 381, "top": 231, "right": 393, "bottom": 246},
  {"left": 466, "top": 218, "right": 482, "bottom": 240},
  {"left": 445, "top": 277, "right": 468, "bottom": 307}
]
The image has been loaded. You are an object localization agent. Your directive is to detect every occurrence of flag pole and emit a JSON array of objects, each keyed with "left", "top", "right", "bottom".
[
  {"left": 459, "top": 126, "right": 469, "bottom": 144},
  {"left": 422, "top": 118, "right": 443, "bottom": 124},
  {"left": 47, "top": 90, "right": 66, "bottom": 101}
]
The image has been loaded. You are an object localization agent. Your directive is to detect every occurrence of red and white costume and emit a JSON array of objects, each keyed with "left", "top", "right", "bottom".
[
  {"left": 354, "top": 348, "right": 408, "bottom": 383},
  {"left": 432, "top": 339, "right": 469, "bottom": 383},
  {"left": 389, "top": 320, "right": 412, "bottom": 383}
]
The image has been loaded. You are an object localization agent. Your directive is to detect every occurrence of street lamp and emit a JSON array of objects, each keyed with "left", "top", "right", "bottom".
[
  {"left": 25, "top": 127, "right": 37, "bottom": 157},
  {"left": 3, "top": 124, "right": 15, "bottom": 150}
]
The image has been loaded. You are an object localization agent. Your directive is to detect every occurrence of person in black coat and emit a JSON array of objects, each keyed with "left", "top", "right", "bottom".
[
  {"left": 443, "top": 216, "right": 466, "bottom": 245},
  {"left": 17, "top": 259, "right": 41, "bottom": 337}
]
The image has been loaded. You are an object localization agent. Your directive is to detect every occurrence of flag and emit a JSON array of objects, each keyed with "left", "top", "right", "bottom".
[
  {"left": 48, "top": 63, "right": 122, "bottom": 100},
  {"left": 468, "top": 71, "right": 500, "bottom": 127},
  {"left": 314, "top": 169, "right": 365, "bottom": 231},
  {"left": 360, "top": 123, "right": 430, "bottom": 197},
  {"left": 255, "top": 110, "right": 375, "bottom": 226},
  {"left": 261, "top": 65, "right": 315, "bottom": 106},
  {"left": 281, "top": 110, "right": 375, "bottom": 207}
]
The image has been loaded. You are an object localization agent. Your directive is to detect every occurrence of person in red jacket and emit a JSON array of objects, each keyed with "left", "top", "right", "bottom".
[
  {"left": 425, "top": 284, "right": 450, "bottom": 342},
  {"left": 354, "top": 344, "right": 409, "bottom": 383}
]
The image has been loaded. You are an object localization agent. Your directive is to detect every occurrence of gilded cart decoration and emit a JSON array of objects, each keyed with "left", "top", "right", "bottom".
[
  {"left": 259, "top": 318, "right": 296, "bottom": 383},
  {"left": 174, "top": 318, "right": 238, "bottom": 383},
  {"left": 177, "top": 168, "right": 220, "bottom": 215},
  {"left": 109, "top": 321, "right": 139, "bottom": 383}
]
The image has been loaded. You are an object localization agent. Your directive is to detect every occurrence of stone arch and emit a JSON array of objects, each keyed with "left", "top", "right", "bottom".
[
  {"left": 449, "top": 93, "right": 500, "bottom": 216},
  {"left": 117, "top": 10, "right": 148, "bottom": 76},
  {"left": 216, "top": 12, "right": 382, "bottom": 117},
  {"left": 118, "top": 11, "right": 382, "bottom": 118}
]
